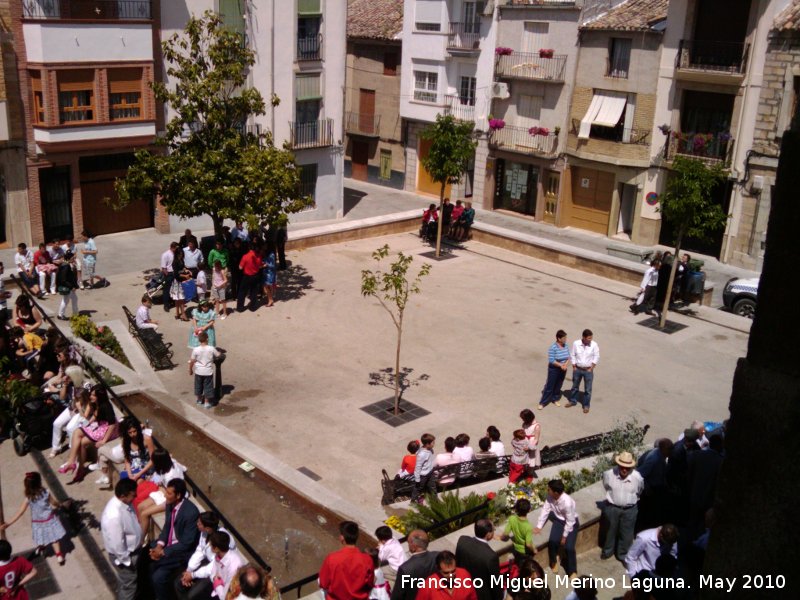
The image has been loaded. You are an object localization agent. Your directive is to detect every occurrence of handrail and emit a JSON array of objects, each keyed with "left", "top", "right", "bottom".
[
  {"left": 22, "top": 0, "right": 152, "bottom": 20},
  {"left": 10, "top": 275, "right": 273, "bottom": 574}
]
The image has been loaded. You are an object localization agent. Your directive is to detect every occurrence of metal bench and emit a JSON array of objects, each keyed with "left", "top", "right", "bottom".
[{"left": 122, "top": 305, "right": 175, "bottom": 371}]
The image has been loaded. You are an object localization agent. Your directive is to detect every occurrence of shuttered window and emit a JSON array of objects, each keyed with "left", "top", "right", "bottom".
[
  {"left": 298, "top": 0, "right": 321, "bottom": 15},
  {"left": 57, "top": 70, "right": 95, "bottom": 123},
  {"left": 108, "top": 68, "right": 143, "bottom": 120},
  {"left": 30, "top": 71, "right": 45, "bottom": 124},
  {"left": 415, "top": 0, "right": 441, "bottom": 31},
  {"left": 296, "top": 73, "right": 322, "bottom": 100}
]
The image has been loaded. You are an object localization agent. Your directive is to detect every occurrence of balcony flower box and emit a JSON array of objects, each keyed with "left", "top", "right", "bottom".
[
  {"left": 528, "top": 126, "right": 550, "bottom": 136},
  {"left": 495, "top": 47, "right": 514, "bottom": 56},
  {"left": 539, "top": 49, "right": 554, "bottom": 59},
  {"left": 489, "top": 118, "right": 506, "bottom": 131}
]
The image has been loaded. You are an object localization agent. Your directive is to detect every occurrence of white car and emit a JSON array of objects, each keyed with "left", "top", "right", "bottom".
[{"left": 722, "top": 277, "right": 758, "bottom": 319}]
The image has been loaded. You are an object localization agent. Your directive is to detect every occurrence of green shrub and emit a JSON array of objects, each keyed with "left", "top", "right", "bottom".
[
  {"left": 69, "top": 315, "right": 131, "bottom": 368},
  {"left": 401, "top": 491, "right": 489, "bottom": 540},
  {"left": 85, "top": 357, "right": 125, "bottom": 387}
]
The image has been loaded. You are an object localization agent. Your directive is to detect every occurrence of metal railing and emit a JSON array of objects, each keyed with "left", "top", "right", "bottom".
[
  {"left": 289, "top": 118, "right": 334, "bottom": 149},
  {"left": 668, "top": 132, "right": 734, "bottom": 166},
  {"left": 447, "top": 22, "right": 481, "bottom": 51},
  {"left": 9, "top": 275, "right": 272, "bottom": 574},
  {"left": 507, "top": 0, "right": 577, "bottom": 6},
  {"left": 22, "top": 0, "right": 152, "bottom": 20},
  {"left": 297, "top": 34, "right": 322, "bottom": 61},
  {"left": 345, "top": 111, "right": 380, "bottom": 136},
  {"left": 444, "top": 94, "right": 476, "bottom": 122},
  {"left": 490, "top": 124, "right": 558, "bottom": 155},
  {"left": 570, "top": 118, "right": 650, "bottom": 145},
  {"left": 676, "top": 39, "right": 750, "bottom": 75},
  {"left": 496, "top": 51, "right": 567, "bottom": 82}
]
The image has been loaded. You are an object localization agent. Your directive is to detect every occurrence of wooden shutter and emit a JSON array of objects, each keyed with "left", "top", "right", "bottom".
[
  {"left": 30, "top": 71, "right": 42, "bottom": 91},
  {"left": 108, "top": 68, "right": 143, "bottom": 94},
  {"left": 298, "top": 0, "right": 321, "bottom": 15},
  {"left": 58, "top": 70, "right": 94, "bottom": 92}
]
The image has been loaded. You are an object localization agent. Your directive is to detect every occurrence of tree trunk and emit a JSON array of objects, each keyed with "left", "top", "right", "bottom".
[
  {"left": 211, "top": 213, "right": 224, "bottom": 238},
  {"left": 435, "top": 181, "right": 446, "bottom": 258},
  {"left": 700, "top": 130, "right": 800, "bottom": 598},
  {"left": 393, "top": 314, "right": 404, "bottom": 415},
  {"left": 658, "top": 228, "right": 684, "bottom": 328}
]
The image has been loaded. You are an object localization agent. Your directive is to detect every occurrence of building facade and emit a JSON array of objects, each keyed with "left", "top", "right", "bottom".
[
  {"left": 344, "top": 0, "right": 405, "bottom": 189},
  {"left": 10, "top": 0, "right": 162, "bottom": 244}
]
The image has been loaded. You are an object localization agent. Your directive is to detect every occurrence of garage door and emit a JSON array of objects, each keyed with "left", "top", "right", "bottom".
[
  {"left": 416, "top": 138, "right": 451, "bottom": 199},
  {"left": 567, "top": 167, "right": 614, "bottom": 235},
  {"left": 80, "top": 177, "right": 152, "bottom": 235}
]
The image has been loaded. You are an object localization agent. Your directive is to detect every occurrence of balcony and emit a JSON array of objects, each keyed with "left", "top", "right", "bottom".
[
  {"left": 447, "top": 22, "right": 481, "bottom": 55},
  {"left": 345, "top": 112, "right": 380, "bottom": 137},
  {"left": 570, "top": 119, "right": 650, "bottom": 145},
  {"left": 489, "top": 124, "right": 558, "bottom": 156},
  {"left": 668, "top": 132, "right": 733, "bottom": 167},
  {"left": 22, "top": 0, "right": 152, "bottom": 20},
  {"left": 289, "top": 118, "right": 334, "bottom": 149},
  {"left": 444, "top": 94, "right": 475, "bottom": 122},
  {"left": 297, "top": 34, "right": 323, "bottom": 62},
  {"left": 505, "top": 0, "right": 578, "bottom": 6},
  {"left": 675, "top": 40, "right": 749, "bottom": 84},
  {"left": 496, "top": 51, "right": 567, "bottom": 83}
]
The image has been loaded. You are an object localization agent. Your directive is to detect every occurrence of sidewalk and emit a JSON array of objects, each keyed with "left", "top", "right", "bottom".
[{"left": 1, "top": 178, "right": 758, "bottom": 309}]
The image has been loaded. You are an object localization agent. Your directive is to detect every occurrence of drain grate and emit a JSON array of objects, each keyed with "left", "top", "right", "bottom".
[
  {"left": 297, "top": 466, "right": 322, "bottom": 481},
  {"left": 637, "top": 316, "right": 688, "bottom": 334},
  {"left": 419, "top": 250, "right": 457, "bottom": 261},
  {"left": 361, "top": 398, "right": 430, "bottom": 427}
]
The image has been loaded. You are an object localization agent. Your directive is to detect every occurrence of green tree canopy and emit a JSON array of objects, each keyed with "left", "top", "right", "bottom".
[{"left": 114, "top": 11, "right": 311, "bottom": 234}]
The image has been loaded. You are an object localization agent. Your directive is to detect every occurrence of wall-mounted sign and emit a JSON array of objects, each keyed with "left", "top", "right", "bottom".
[
  {"left": 581, "top": 178, "right": 590, "bottom": 188},
  {"left": 646, "top": 192, "right": 659, "bottom": 206}
]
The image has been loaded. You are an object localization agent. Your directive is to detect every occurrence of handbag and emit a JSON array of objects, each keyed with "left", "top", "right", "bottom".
[{"left": 57, "top": 285, "right": 72, "bottom": 295}]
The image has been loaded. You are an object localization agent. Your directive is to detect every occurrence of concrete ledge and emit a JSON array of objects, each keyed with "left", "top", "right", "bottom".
[{"left": 287, "top": 210, "right": 420, "bottom": 251}]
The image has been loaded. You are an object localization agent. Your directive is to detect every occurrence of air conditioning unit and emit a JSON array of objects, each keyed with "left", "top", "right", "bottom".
[{"left": 491, "top": 82, "right": 510, "bottom": 99}]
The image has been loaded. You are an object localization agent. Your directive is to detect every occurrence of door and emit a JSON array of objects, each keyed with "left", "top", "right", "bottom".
[
  {"left": 523, "top": 22, "right": 549, "bottom": 55},
  {"left": 40, "top": 167, "right": 73, "bottom": 241},
  {"left": 359, "top": 89, "right": 376, "bottom": 134},
  {"left": 417, "top": 138, "right": 451, "bottom": 198},
  {"left": 379, "top": 150, "right": 392, "bottom": 181},
  {"left": 543, "top": 171, "right": 560, "bottom": 224},
  {"left": 352, "top": 140, "right": 369, "bottom": 182},
  {"left": 618, "top": 183, "right": 636, "bottom": 235},
  {"left": 494, "top": 160, "right": 538, "bottom": 216},
  {"left": 80, "top": 178, "right": 152, "bottom": 235},
  {"left": 567, "top": 167, "right": 614, "bottom": 234}
]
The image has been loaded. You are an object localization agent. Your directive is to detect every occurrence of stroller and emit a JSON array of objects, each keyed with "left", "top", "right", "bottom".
[
  {"left": 11, "top": 395, "right": 57, "bottom": 457},
  {"left": 145, "top": 271, "right": 167, "bottom": 304}
]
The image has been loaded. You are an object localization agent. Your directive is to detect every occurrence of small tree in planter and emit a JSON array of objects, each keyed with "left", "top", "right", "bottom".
[{"left": 361, "top": 245, "right": 431, "bottom": 416}]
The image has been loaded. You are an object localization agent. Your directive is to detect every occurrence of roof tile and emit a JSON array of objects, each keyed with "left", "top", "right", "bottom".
[
  {"left": 347, "top": 0, "right": 404, "bottom": 40},
  {"left": 773, "top": 0, "right": 800, "bottom": 31},
  {"left": 581, "top": 0, "right": 668, "bottom": 32}
]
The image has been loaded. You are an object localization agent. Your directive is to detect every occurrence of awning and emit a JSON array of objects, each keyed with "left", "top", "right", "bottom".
[{"left": 578, "top": 91, "right": 628, "bottom": 138}]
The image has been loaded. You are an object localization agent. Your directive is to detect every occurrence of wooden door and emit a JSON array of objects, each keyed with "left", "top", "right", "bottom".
[
  {"left": 567, "top": 167, "right": 613, "bottom": 234},
  {"left": 352, "top": 140, "right": 369, "bottom": 181},
  {"left": 359, "top": 89, "right": 376, "bottom": 134},
  {"left": 417, "top": 138, "right": 451, "bottom": 198},
  {"left": 80, "top": 177, "right": 152, "bottom": 235}
]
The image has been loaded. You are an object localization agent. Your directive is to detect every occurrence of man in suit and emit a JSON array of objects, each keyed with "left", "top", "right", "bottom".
[
  {"left": 391, "top": 530, "right": 438, "bottom": 600},
  {"left": 149, "top": 479, "right": 200, "bottom": 600},
  {"left": 455, "top": 520, "right": 502, "bottom": 600}
]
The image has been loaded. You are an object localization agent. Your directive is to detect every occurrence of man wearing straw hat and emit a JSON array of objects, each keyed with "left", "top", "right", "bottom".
[{"left": 601, "top": 451, "right": 644, "bottom": 562}]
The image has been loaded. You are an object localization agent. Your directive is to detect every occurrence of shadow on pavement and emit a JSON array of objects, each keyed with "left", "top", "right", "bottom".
[
  {"left": 278, "top": 264, "right": 317, "bottom": 301},
  {"left": 344, "top": 186, "right": 368, "bottom": 216}
]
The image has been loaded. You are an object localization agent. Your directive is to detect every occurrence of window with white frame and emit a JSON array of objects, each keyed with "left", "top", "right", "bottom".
[
  {"left": 415, "top": 0, "right": 442, "bottom": 31},
  {"left": 414, "top": 70, "right": 438, "bottom": 103}
]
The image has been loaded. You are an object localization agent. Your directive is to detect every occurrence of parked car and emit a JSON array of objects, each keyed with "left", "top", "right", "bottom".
[{"left": 722, "top": 277, "right": 758, "bottom": 319}]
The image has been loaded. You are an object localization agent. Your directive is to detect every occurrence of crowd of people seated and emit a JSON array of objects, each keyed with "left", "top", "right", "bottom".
[{"left": 420, "top": 200, "right": 475, "bottom": 244}]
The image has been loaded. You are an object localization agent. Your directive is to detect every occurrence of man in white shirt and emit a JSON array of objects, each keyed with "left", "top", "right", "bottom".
[
  {"left": 566, "top": 329, "right": 600, "bottom": 414},
  {"left": 206, "top": 531, "right": 244, "bottom": 599},
  {"left": 231, "top": 221, "right": 248, "bottom": 242},
  {"left": 61, "top": 237, "right": 83, "bottom": 290},
  {"left": 601, "top": 452, "right": 645, "bottom": 562},
  {"left": 631, "top": 259, "right": 660, "bottom": 315},
  {"left": 176, "top": 512, "right": 237, "bottom": 599},
  {"left": 183, "top": 239, "right": 204, "bottom": 276},
  {"left": 534, "top": 479, "right": 579, "bottom": 577},
  {"left": 624, "top": 524, "right": 679, "bottom": 577},
  {"left": 14, "top": 243, "right": 42, "bottom": 296},
  {"left": 101, "top": 479, "right": 143, "bottom": 600},
  {"left": 161, "top": 242, "right": 178, "bottom": 311}
]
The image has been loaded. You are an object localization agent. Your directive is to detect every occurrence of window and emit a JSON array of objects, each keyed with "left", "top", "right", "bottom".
[
  {"left": 108, "top": 68, "right": 143, "bottom": 120},
  {"left": 30, "top": 71, "right": 45, "bottom": 124},
  {"left": 415, "top": 0, "right": 441, "bottom": 31},
  {"left": 459, "top": 76, "right": 476, "bottom": 106},
  {"left": 383, "top": 51, "right": 399, "bottom": 76},
  {"left": 463, "top": 2, "right": 484, "bottom": 34},
  {"left": 380, "top": 150, "right": 392, "bottom": 180},
  {"left": 608, "top": 38, "right": 632, "bottom": 78},
  {"left": 57, "top": 70, "right": 94, "bottom": 123},
  {"left": 219, "top": 0, "right": 246, "bottom": 38},
  {"left": 297, "top": 15, "right": 322, "bottom": 60},
  {"left": 522, "top": 21, "right": 548, "bottom": 54},
  {"left": 298, "top": 163, "right": 318, "bottom": 207},
  {"left": 517, "top": 94, "right": 543, "bottom": 129},
  {"left": 413, "top": 70, "right": 438, "bottom": 103}
]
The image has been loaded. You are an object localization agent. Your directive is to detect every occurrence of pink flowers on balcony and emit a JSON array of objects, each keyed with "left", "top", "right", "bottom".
[
  {"left": 538, "top": 49, "right": 554, "bottom": 58},
  {"left": 489, "top": 118, "right": 506, "bottom": 131},
  {"left": 528, "top": 126, "right": 550, "bottom": 136},
  {"left": 495, "top": 47, "right": 513, "bottom": 56}
]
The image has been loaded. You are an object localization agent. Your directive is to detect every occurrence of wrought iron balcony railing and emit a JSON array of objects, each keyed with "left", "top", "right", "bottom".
[
  {"left": 676, "top": 40, "right": 749, "bottom": 75},
  {"left": 668, "top": 131, "right": 734, "bottom": 166},
  {"left": 297, "top": 34, "right": 323, "bottom": 61},
  {"left": 496, "top": 51, "right": 567, "bottom": 82},
  {"left": 489, "top": 124, "right": 558, "bottom": 155},
  {"left": 444, "top": 94, "right": 476, "bottom": 122},
  {"left": 345, "top": 112, "right": 380, "bottom": 136},
  {"left": 23, "top": 0, "right": 152, "bottom": 20},
  {"left": 289, "top": 118, "right": 334, "bottom": 149},
  {"left": 447, "top": 22, "right": 481, "bottom": 52}
]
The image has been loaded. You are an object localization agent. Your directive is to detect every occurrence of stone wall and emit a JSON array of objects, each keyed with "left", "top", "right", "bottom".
[{"left": 753, "top": 30, "right": 800, "bottom": 155}]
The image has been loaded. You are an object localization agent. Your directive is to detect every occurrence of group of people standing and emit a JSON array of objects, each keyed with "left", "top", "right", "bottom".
[{"left": 630, "top": 252, "right": 694, "bottom": 317}]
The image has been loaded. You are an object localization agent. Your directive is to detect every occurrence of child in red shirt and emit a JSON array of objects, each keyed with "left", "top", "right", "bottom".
[
  {"left": 0, "top": 540, "right": 37, "bottom": 600},
  {"left": 397, "top": 440, "right": 420, "bottom": 478}
]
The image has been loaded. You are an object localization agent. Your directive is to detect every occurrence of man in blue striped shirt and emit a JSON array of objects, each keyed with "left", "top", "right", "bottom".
[{"left": 538, "top": 330, "right": 571, "bottom": 409}]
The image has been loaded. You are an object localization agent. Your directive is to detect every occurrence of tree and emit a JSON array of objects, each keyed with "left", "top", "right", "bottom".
[
  {"left": 114, "top": 11, "right": 311, "bottom": 235},
  {"left": 419, "top": 114, "right": 477, "bottom": 257},
  {"left": 656, "top": 156, "right": 727, "bottom": 328},
  {"left": 361, "top": 245, "right": 431, "bottom": 416}
]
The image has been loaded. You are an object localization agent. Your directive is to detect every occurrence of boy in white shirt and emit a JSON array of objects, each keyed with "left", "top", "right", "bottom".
[
  {"left": 189, "top": 332, "right": 221, "bottom": 409},
  {"left": 135, "top": 295, "right": 159, "bottom": 330},
  {"left": 374, "top": 525, "right": 406, "bottom": 578}
]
